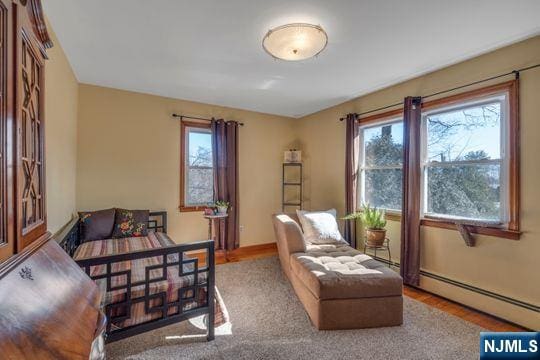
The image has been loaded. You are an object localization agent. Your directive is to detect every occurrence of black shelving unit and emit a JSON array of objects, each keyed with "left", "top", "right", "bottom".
[{"left": 282, "top": 163, "right": 302, "bottom": 212}]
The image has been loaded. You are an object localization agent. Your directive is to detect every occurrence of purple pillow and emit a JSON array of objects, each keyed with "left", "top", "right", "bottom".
[
  {"left": 112, "top": 208, "right": 149, "bottom": 238},
  {"left": 78, "top": 208, "right": 116, "bottom": 242}
]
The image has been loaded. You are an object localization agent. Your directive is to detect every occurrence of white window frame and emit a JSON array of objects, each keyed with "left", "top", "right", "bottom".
[
  {"left": 420, "top": 92, "right": 510, "bottom": 225},
  {"left": 184, "top": 126, "right": 214, "bottom": 207},
  {"left": 358, "top": 117, "right": 404, "bottom": 213}
]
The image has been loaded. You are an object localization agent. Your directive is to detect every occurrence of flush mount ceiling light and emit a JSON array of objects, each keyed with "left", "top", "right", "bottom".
[{"left": 262, "top": 23, "right": 328, "bottom": 61}]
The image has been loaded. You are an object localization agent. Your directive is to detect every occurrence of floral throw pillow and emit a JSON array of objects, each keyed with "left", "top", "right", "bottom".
[{"left": 112, "top": 208, "right": 149, "bottom": 238}]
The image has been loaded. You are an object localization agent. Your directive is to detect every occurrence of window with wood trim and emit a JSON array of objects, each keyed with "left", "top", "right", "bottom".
[
  {"left": 180, "top": 121, "right": 214, "bottom": 211},
  {"left": 358, "top": 117, "right": 404, "bottom": 211},
  {"left": 420, "top": 80, "right": 519, "bottom": 235},
  {"left": 355, "top": 81, "right": 519, "bottom": 239}
]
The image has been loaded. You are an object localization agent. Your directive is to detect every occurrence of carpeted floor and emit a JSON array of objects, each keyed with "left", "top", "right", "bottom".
[{"left": 107, "top": 256, "right": 484, "bottom": 359}]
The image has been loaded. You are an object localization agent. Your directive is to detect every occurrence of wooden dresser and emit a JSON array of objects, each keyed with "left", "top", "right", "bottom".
[{"left": 0, "top": 236, "right": 105, "bottom": 359}]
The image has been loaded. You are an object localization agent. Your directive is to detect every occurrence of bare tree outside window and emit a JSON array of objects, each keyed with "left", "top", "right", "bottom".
[
  {"left": 359, "top": 94, "right": 507, "bottom": 223},
  {"left": 423, "top": 99, "right": 504, "bottom": 221},
  {"left": 185, "top": 129, "right": 214, "bottom": 206}
]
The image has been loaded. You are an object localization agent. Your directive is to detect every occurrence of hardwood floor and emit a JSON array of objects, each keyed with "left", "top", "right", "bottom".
[
  {"left": 188, "top": 243, "right": 277, "bottom": 266},
  {"left": 215, "top": 243, "right": 277, "bottom": 264},
  {"left": 208, "top": 243, "right": 526, "bottom": 332}
]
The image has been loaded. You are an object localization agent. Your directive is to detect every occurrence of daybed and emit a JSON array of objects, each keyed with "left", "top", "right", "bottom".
[
  {"left": 272, "top": 213, "right": 403, "bottom": 330},
  {"left": 58, "top": 210, "right": 223, "bottom": 343}
]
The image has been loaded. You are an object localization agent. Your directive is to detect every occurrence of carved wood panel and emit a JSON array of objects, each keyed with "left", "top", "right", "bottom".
[
  {"left": 0, "top": 3, "right": 6, "bottom": 249},
  {"left": 18, "top": 33, "right": 45, "bottom": 243}
]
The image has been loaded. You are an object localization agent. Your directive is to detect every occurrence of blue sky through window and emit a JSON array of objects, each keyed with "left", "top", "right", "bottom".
[
  {"left": 427, "top": 102, "right": 501, "bottom": 162},
  {"left": 188, "top": 131, "right": 212, "bottom": 167}
]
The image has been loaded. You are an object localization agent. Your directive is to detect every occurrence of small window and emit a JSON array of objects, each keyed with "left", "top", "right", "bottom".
[
  {"left": 421, "top": 93, "right": 509, "bottom": 224},
  {"left": 359, "top": 119, "right": 404, "bottom": 211},
  {"left": 180, "top": 122, "right": 214, "bottom": 211}
]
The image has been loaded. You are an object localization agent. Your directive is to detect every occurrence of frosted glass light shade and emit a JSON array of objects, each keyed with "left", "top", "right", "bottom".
[{"left": 262, "top": 23, "right": 328, "bottom": 61}]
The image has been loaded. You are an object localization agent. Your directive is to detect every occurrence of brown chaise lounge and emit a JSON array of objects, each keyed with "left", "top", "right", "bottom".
[{"left": 272, "top": 213, "right": 403, "bottom": 330}]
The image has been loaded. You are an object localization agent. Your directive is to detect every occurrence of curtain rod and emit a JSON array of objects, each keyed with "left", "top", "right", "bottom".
[
  {"left": 172, "top": 113, "right": 244, "bottom": 126},
  {"left": 339, "top": 63, "right": 540, "bottom": 121}
]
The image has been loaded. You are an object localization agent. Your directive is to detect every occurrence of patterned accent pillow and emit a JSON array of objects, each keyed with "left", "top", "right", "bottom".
[
  {"left": 112, "top": 208, "right": 149, "bottom": 238},
  {"left": 296, "top": 209, "right": 346, "bottom": 245},
  {"left": 78, "top": 208, "right": 116, "bottom": 242}
]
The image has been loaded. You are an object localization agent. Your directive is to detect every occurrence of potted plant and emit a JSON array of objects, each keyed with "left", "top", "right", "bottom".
[
  {"left": 343, "top": 204, "right": 387, "bottom": 246},
  {"left": 215, "top": 200, "right": 229, "bottom": 215},
  {"left": 361, "top": 204, "right": 387, "bottom": 246}
]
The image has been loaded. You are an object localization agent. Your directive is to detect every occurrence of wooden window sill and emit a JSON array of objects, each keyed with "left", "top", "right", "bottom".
[
  {"left": 385, "top": 212, "right": 402, "bottom": 221},
  {"left": 365, "top": 212, "right": 520, "bottom": 240},
  {"left": 420, "top": 218, "right": 520, "bottom": 240},
  {"left": 353, "top": 209, "right": 402, "bottom": 222},
  {"left": 178, "top": 206, "right": 206, "bottom": 213}
]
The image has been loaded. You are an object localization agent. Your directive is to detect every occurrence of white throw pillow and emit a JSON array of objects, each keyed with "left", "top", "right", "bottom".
[{"left": 296, "top": 209, "right": 346, "bottom": 245}]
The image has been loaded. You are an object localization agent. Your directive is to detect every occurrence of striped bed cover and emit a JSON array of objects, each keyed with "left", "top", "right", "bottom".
[{"left": 74, "top": 232, "right": 227, "bottom": 330}]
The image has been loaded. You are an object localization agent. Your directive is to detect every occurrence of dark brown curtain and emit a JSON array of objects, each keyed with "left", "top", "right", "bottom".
[
  {"left": 211, "top": 119, "right": 240, "bottom": 251},
  {"left": 344, "top": 113, "right": 359, "bottom": 248},
  {"left": 400, "top": 96, "right": 422, "bottom": 286}
]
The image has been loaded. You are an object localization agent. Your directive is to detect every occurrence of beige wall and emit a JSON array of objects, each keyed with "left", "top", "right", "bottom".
[
  {"left": 45, "top": 22, "right": 79, "bottom": 234},
  {"left": 76, "top": 85, "right": 298, "bottom": 246},
  {"left": 295, "top": 36, "right": 540, "bottom": 329}
]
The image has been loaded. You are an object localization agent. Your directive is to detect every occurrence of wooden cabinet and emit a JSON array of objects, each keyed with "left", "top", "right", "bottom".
[
  {"left": 0, "top": 0, "right": 51, "bottom": 262},
  {"left": 0, "top": 4, "right": 105, "bottom": 359}
]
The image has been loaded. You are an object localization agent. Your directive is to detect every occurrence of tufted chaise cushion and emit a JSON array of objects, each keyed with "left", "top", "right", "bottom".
[{"left": 290, "top": 243, "right": 402, "bottom": 300}]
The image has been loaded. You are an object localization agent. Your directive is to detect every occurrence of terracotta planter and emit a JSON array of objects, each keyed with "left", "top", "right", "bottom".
[{"left": 366, "top": 229, "right": 386, "bottom": 247}]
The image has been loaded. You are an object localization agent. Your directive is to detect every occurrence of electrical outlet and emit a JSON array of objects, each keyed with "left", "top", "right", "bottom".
[{"left": 239, "top": 225, "right": 244, "bottom": 232}]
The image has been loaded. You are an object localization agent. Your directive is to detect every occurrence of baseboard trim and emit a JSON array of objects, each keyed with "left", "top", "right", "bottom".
[
  {"left": 419, "top": 270, "right": 538, "bottom": 313},
  {"left": 370, "top": 255, "right": 539, "bottom": 313}
]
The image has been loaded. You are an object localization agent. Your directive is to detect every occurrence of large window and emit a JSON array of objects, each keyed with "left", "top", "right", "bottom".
[
  {"left": 421, "top": 94, "right": 508, "bottom": 224},
  {"left": 180, "top": 122, "right": 214, "bottom": 211},
  {"left": 356, "top": 81, "right": 519, "bottom": 238},
  {"left": 359, "top": 118, "right": 404, "bottom": 211}
]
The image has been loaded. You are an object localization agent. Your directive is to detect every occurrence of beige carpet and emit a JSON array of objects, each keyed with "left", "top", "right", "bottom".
[{"left": 107, "top": 256, "right": 484, "bottom": 359}]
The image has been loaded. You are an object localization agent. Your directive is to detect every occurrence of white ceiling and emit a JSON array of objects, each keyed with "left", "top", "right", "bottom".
[{"left": 43, "top": 0, "right": 540, "bottom": 118}]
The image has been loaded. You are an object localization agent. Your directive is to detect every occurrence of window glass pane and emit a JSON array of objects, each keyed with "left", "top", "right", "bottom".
[
  {"left": 185, "top": 127, "right": 213, "bottom": 207},
  {"left": 426, "top": 102, "right": 501, "bottom": 162},
  {"left": 188, "top": 131, "right": 212, "bottom": 167},
  {"left": 426, "top": 163, "right": 501, "bottom": 221},
  {"left": 364, "top": 169, "right": 402, "bottom": 210},
  {"left": 364, "top": 122, "right": 403, "bottom": 166},
  {"left": 187, "top": 168, "right": 213, "bottom": 205}
]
